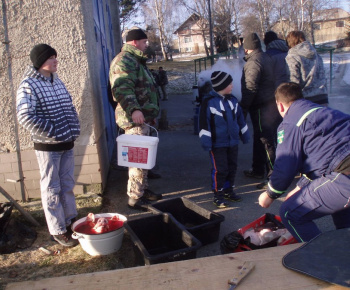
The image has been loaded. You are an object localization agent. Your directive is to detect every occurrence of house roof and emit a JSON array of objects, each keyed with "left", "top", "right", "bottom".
[
  {"left": 314, "top": 8, "right": 350, "bottom": 21},
  {"left": 271, "top": 7, "right": 350, "bottom": 28},
  {"left": 173, "top": 13, "right": 202, "bottom": 34}
]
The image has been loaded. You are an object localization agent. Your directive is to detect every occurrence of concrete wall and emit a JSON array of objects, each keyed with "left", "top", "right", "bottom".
[{"left": 0, "top": 0, "right": 120, "bottom": 202}]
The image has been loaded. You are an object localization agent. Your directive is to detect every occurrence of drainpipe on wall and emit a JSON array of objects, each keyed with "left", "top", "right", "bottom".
[{"left": 2, "top": 0, "right": 27, "bottom": 202}]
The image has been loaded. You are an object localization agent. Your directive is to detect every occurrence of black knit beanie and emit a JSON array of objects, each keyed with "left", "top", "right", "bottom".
[
  {"left": 30, "top": 44, "right": 57, "bottom": 70},
  {"left": 264, "top": 31, "right": 278, "bottom": 46},
  {"left": 211, "top": 71, "right": 233, "bottom": 92},
  {"left": 126, "top": 28, "right": 148, "bottom": 42},
  {"left": 243, "top": 33, "right": 261, "bottom": 50}
]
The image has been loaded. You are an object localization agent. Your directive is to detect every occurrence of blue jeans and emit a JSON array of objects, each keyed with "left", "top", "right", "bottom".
[
  {"left": 280, "top": 172, "right": 350, "bottom": 242},
  {"left": 35, "top": 149, "right": 77, "bottom": 235}
]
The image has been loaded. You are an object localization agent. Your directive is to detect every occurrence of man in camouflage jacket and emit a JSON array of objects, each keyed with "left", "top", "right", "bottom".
[{"left": 109, "top": 28, "right": 161, "bottom": 210}]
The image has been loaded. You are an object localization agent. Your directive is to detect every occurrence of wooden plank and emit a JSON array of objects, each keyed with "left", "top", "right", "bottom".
[
  {"left": 6, "top": 244, "right": 347, "bottom": 290},
  {"left": 0, "top": 185, "right": 40, "bottom": 227}
]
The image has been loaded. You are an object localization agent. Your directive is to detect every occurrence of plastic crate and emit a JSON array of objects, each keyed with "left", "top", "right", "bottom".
[
  {"left": 235, "top": 213, "right": 297, "bottom": 252},
  {"left": 124, "top": 213, "right": 201, "bottom": 265},
  {"left": 148, "top": 197, "right": 225, "bottom": 245}
]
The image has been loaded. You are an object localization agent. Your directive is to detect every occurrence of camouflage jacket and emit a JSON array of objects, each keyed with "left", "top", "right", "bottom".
[{"left": 109, "top": 44, "right": 160, "bottom": 129}]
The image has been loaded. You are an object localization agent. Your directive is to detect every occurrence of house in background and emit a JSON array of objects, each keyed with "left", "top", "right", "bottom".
[
  {"left": 174, "top": 13, "right": 210, "bottom": 54},
  {"left": 0, "top": 0, "right": 122, "bottom": 202},
  {"left": 313, "top": 8, "right": 350, "bottom": 45},
  {"left": 272, "top": 8, "right": 350, "bottom": 46}
]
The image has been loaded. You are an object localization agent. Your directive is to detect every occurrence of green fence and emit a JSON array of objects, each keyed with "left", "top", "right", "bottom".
[{"left": 316, "top": 47, "right": 335, "bottom": 93}]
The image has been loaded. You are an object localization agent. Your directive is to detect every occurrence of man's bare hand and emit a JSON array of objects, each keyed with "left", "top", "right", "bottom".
[
  {"left": 131, "top": 110, "right": 145, "bottom": 124},
  {"left": 258, "top": 191, "right": 274, "bottom": 208}
]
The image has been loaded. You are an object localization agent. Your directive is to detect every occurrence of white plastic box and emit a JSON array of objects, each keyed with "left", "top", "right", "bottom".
[{"left": 117, "top": 134, "right": 159, "bottom": 169}]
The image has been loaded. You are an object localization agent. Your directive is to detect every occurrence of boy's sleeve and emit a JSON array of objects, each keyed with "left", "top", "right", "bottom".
[
  {"left": 198, "top": 97, "right": 212, "bottom": 151},
  {"left": 236, "top": 103, "right": 250, "bottom": 144}
]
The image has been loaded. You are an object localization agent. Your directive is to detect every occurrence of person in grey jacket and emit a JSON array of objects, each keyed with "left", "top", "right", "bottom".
[
  {"left": 264, "top": 31, "right": 289, "bottom": 89},
  {"left": 17, "top": 44, "right": 80, "bottom": 247},
  {"left": 285, "top": 31, "right": 328, "bottom": 105},
  {"left": 241, "top": 33, "right": 282, "bottom": 186}
]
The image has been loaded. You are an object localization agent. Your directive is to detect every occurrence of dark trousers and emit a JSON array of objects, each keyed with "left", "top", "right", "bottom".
[
  {"left": 159, "top": 85, "right": 167, "bottom": 100},
  {"left": 280, "top": 172, "right": 350, "bottom": 242},
  {"left": 249, "top": 102, "right": 282, "bottom": 177},
  {"left": 209, "top": 146, "right": 238, "bottom": 196}
]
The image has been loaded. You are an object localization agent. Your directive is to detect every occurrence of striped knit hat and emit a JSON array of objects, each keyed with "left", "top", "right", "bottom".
[{"left": 211, "top": 71, "right": 233, "bottom": 92}]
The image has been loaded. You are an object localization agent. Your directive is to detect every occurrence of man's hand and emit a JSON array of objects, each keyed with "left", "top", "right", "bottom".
[
  {"left": 131, "top": 110, "right": 145, "bottom": 124},
  {"left": 258, "top": 191, "right": 274, "bottom": 208}
]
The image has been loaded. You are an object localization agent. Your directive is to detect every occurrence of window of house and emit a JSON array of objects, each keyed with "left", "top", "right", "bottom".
[
  {"left": 336, "top": 21, "right": 344, "bottom": 27},
  {"left": 185, "top": 47, "right": 192, "bottom": 52},
  {"left": 184, "top": 36, "right": 192, "bottom": 43},
  {"left": 313, "top": 23, "right": 321, "bottom": 30}
]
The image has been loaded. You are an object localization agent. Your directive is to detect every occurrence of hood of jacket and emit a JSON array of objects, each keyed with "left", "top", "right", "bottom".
[
  {"left": 243, "top": 48, "right": 263, "bottom": 62},
  {"left": 289, "top": 41, "right": 316, "bottom": 60},
  {"left": 267, "top": 39, "right": 289, "bottom": 52}
]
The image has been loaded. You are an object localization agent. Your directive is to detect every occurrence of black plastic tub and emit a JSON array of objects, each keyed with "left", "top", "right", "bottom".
[
  {"left": 124, "top": 213, "right": 201, "bottom": 265},
  {"left": 148, "top": 197, "right": 225, "bottom": 245}
]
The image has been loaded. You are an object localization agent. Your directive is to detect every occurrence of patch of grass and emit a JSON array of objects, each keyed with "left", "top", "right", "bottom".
[{"left": 148, "top": 57, "right": 197, "bottom": 73}]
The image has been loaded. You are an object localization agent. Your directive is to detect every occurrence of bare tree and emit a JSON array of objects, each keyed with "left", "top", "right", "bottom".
[
  {"left": 304, "top": 0, "right": 334, "bottom": 45},
  {"left": 254, "top": 0, "right": 274, "bottom": 35},
  {"left": 142, "top": 0, "right": 184, "bottom": 60},
  {"left": 119, "top": 0, "right": 146, "bottom": 33},
  {"left": 228, "top": 0, "right": 245, "bottom": 44}
]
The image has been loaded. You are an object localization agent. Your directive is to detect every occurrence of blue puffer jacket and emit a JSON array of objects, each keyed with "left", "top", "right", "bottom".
[{"left": 198, "top": 91, "right": 250, "bottom": 151}]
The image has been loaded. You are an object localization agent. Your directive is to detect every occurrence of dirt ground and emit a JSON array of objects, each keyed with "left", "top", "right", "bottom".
[{"left": 0, "top": 189, "right": 145, "bottom": 290}]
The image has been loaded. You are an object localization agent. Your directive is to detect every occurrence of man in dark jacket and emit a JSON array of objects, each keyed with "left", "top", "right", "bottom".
[
  {"left": 240, "top": 33, "right": 282, "bottom": 186},
  {"left": 264, "top": 31, "right": 289, "bottom": 89},
  {"left": 158, "top": 66, "right": 169, "bottom": 100},
  {"left": 259, "top": 82, "right": 350, "bottom": 242}
]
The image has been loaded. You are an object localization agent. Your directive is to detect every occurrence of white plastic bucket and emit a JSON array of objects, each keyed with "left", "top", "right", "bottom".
[
  {"left": 71, "top": 213, "right": 127, "bottom": 256},
  {"left": 117, "top": 133, "right": 159, "bottom": 169}
]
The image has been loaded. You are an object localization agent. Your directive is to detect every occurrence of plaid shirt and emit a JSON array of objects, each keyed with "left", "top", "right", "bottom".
[{"left": 17, "top": 66, "right": 80, "bottom": 144}]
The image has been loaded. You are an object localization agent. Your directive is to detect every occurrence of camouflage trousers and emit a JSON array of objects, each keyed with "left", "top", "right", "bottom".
[{"left": 125, "top": 124, "right": 150, "bottom": 199}]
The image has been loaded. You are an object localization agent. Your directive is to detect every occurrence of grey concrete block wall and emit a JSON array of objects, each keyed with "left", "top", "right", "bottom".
[
  {"left": 0, "top": 145, "right": 102, "bottom": 202},
  {"left": 0, "top": 0, "right": 120, "bottom": 201}
]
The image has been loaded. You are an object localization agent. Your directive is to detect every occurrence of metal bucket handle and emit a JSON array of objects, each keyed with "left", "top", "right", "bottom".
[
  {"left": 145, "top": 123, "right": 158, "bottom": 138},
  {"left": 72, "top": 232, "right": 84, "bottom": 240}
]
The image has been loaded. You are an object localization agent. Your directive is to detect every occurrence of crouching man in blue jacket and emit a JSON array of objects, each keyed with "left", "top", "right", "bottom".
[{"left": 259, "top": 82, "right": 350, "bottom": 242}]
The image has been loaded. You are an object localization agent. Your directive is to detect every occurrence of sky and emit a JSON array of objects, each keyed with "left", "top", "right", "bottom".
[{"left": 338, "top": 0, "right": 350, "bottom": 11}]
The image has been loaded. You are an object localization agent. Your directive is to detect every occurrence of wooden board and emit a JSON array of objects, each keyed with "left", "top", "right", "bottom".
[{"left": 6, "top": 244, "right": 347, "bottom": 290}]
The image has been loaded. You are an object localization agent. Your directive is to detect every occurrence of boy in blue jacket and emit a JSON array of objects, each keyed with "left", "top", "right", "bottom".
[
  {"left": 199, "top": 71, "right": 250, "bottom": 208},
  {"left": 259, "top": 82, "right": 350, "bottom": 242}
]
